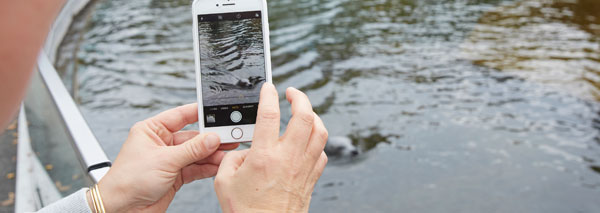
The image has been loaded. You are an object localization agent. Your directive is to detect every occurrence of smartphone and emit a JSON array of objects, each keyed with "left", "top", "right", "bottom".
[{"left": 192, "top": 0, "right": 272, "bottom": 143}]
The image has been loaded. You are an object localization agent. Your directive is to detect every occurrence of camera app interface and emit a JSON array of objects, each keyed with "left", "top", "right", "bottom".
[{"left": 198, "top": 11, "right": 266, "bottom": 127}]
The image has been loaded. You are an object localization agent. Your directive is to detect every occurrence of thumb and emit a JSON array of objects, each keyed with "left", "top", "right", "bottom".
[{"left": 170, "top": 133, "right": 221, "bottom": 168}]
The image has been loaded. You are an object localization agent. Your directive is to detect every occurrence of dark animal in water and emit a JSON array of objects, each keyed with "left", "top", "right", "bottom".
[
  {"left": 235, "top": 76, "right": 265, "bottom": 89},
  {"left": 209, "top": 74, "right": 265, "bottom": 92},
  {"left": 325, "top": 136, "right": 359, "bottom": 158}
]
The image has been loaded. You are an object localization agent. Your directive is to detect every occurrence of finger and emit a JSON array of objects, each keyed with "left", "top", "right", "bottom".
[
  {"left": 150, "top": 103, "right": 199, "bottom": 133},
  {"left": 173, "top": 131, "right": 199, "bottom": 145},
  {"left": 308, "top": 151, "right": 328, "bottom": 186},
  {"left": 181, "top": 164, "right": 219, "bottom": 184},
  {"left": 281, "top": 87, "right": 314, "bottom": 151},
  {"left": 218, "top": 143, "right": 240, "bottom": 151},
  {"left": 252, "top": 83, "right": 280, "bottom": 149},
  {"left": 306, "top": 113, "right": 328, "bottom": 160},
  {"left": 194, "top": 150, "right": 225, "bottom": 165},
  {"left": 216, "top": 149, "right": 250, "bottom": 178},
  {"left": 169, "top": 133, "right": 221, "bottom": 168},
  {"left": 174, "top": 131, "right": 239, "bottom": 150}
]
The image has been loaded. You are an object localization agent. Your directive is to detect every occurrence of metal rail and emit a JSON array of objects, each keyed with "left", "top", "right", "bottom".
[{"left": 37, "top": 52, "right": 111, "bottom": 182}]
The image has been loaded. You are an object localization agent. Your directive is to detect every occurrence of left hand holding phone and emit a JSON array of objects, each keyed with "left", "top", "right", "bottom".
[{"left": 92, "top": 103, "right": 239, "bottom": 212}]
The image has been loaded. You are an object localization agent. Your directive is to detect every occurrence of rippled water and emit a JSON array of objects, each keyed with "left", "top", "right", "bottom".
[
  {"left": 56, "top": 0, "right": 600, "bottom": 212},
  {"left": 198, "top": 17, "right": 266, "bottom": 106}
]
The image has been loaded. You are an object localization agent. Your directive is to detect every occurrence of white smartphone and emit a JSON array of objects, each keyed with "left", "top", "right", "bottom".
[{"left": 192, "top": 0, "right": 272, "bottom": 143}]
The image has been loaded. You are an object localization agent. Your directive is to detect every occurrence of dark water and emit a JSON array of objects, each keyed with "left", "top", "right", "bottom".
[
  {"left": 198, "top": 17, "right": 265, "bottom": 106},
  {"left": 56, "top": 0, "right": 600, "bottom": 212}
]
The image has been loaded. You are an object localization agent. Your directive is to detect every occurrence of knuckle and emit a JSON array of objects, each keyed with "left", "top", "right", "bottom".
[
  {"left": 155, "top": 126, "right": 170, "bottom": 142},
  {"left": 214, "top": 175, "right": 231, "bottom": 190},
  {"left": 248, "top": 154, "right": 268, "bottom": 170},
  {"left": 317, "top": 128, "right": 329, "bottom": 142},
  {"left": 286, "top": 168, "right": 302, "bottom": 179},
  {"left": 315, "top": 152, "right": 328, "bottom": 167},
  {"left": 259, "top": 108, "right": 280, "bottom": 121},
  {"left": 296, "top": 111, "right": 315, "bottom": 126},
  {"left": 213, "top": 175, "right": 224, "bottom": 187},
  {"left": 185, "top": 141, "right": 206, "bottom": 160},
  {"left": 131, "top": 121, "right": 146, "bottom": 132}
]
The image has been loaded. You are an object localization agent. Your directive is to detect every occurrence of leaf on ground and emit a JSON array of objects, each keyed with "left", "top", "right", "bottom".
[
  {"left": 6, "top": 173, "right": 14, "bottom": 180},
  {"left": 1, "top": 192, "right": 14, "bottom": 206},
  {"left": 55, "top": 181, "right": 71, "bottom": 192},
  {"left": 6, "top": 121, "right": 16, "bottom": 130},
  {"left": 45, "top": 164, "right": 53, "bottom": 171}
]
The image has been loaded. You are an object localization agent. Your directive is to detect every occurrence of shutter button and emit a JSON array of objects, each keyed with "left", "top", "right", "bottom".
[{"left": 230, "top": 111, "right": 242, "bottom": 123}]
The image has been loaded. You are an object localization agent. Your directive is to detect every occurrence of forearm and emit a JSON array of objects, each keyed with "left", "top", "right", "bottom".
[{"left": 0, "top": 0, "right": 66, "bottom": 130}]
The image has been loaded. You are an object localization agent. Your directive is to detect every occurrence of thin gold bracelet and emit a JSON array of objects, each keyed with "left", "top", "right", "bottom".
[
  {"left": 95, "top": 184, "right": 107, "bottom": 213},
  {"left": 92, "top": 186, "right": 101, "bottom": 213},
  {"left": 90, "top": 184, "right": 106, "bottom": 213},
  {"left": 89, "top": 187, "right": 99, "bottom": 213}
]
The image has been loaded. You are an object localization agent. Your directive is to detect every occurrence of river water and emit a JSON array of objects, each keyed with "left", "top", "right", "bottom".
[{"left": 56, "top": 0, "right": 600, "bottom": 212}]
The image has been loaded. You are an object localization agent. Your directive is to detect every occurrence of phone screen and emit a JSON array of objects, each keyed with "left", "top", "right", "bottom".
[{"left": 197, "top": 11, "right": 266, "bottom": 128}]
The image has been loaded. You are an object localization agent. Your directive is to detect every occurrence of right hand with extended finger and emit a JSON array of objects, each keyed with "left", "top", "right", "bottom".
[{"left": 214, "top": 83, "right": 329, "bottom": 213}]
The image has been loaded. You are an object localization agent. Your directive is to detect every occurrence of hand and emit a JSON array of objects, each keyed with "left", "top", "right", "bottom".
[
  {"left": 92, "top": 104, "right": 239, "bottom": 212},
  {"left": 214, "top": 83, "right": 329, "bottom": 213}
]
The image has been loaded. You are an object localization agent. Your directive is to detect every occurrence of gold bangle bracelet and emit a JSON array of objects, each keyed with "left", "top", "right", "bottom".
[
  {"left": 88, "top": 188, "right": 96, "bottom": 213},
  {"left": 93, "top": 186, "right": 102, "bottom": 213},
  {"left": 90, "top": 184, "right": 106, "bottom": 213},
  {"left": 89, "top": 187, "right": 100, "bottom": 213},
  {"left": 95, "top": 184, "right": 107, "bottom": 213}
]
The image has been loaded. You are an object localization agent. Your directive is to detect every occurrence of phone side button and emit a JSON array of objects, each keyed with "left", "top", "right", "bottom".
[{"left": 231, "top": 128, "right": 243, "bottom": 140}]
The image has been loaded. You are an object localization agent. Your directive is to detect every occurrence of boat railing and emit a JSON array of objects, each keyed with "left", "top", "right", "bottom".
[{"left": 35, "top": 52, "right": 112, "bottom": 182}]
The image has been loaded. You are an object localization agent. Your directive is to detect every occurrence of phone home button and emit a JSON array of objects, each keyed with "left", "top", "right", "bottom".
[{"left": 231, "top": 128, "right": 243, "bottom": 140}]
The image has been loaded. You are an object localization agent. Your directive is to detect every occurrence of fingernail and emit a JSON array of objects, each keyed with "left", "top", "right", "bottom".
[
  {"left": 204, "top": 134, "right": 220, "bottom": 150},
  {"left": 263, "top": 82, "right": 273, "bottom": 88}
]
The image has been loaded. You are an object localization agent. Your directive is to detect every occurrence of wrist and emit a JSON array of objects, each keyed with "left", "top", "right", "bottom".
[
  {"left": 225, "top": 197, "right": 309, "bottom": 213},
  {"left": 97, "top": 177, "right": 134, "bottom": 212}
]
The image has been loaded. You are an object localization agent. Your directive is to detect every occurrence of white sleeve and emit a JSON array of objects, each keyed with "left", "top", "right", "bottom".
[{"left": 37, "top": 188, "right": 92, "bottom": 213}]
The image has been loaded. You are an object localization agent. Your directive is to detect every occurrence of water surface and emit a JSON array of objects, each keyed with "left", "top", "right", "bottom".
[{"left": 56, "top": 0, "right": 600, "bottom": 212}]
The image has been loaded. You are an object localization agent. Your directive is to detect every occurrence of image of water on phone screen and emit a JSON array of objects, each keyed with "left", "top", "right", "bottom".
[{"left": 198, "top": 13, "right": 265, "bottom": 107}]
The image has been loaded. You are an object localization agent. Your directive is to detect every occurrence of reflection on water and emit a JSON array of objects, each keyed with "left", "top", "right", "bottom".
[
  {"left": 462, "top": 0, "right": 600, "bottom": 100},
  {"left": 56, "top": 0, "right": 600, "bottom": 212}
]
